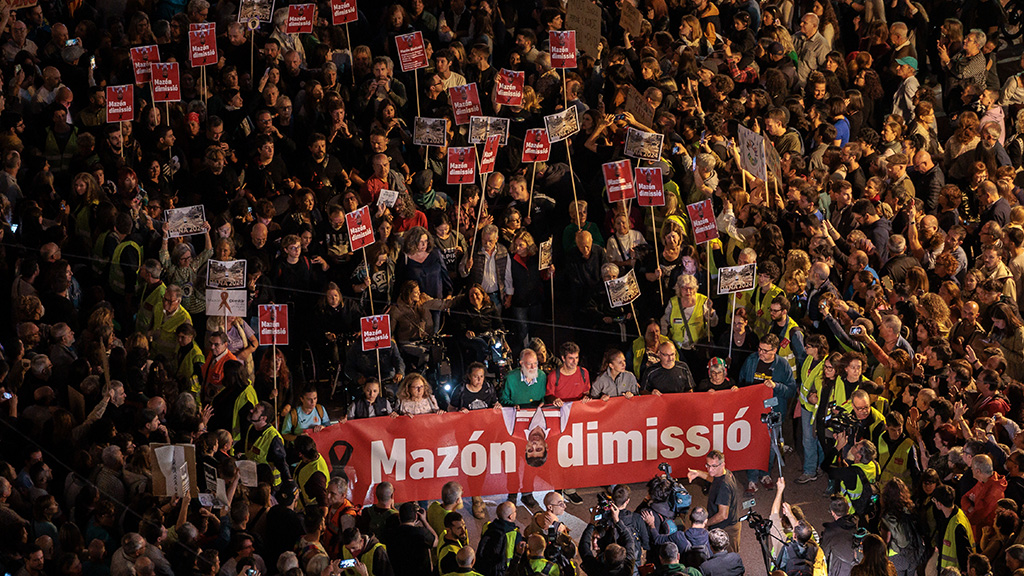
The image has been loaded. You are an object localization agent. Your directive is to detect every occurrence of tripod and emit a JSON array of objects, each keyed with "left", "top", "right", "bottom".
[
  {"left": 763, "top": 412, "right": 786, "bottom": 479},
  {"left": 746, "top": 512, "right": 787, "bottom": 575}
]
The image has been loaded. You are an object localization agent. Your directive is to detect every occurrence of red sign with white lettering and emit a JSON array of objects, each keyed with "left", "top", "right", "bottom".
[
  {"left": 549, "top": 30, "right": 577, "bottom": 69},
  {"left": 603, "top": 159, "right": 636, "bottom": 203},
  {"left": 495, "top": 68, "right": 524, "bottom": 107},
  {"left": 635, "top": 167, "right": 666, "bottom": 207},
  {"left": 347, "top": 205, "right": 375, "bottom": 251},
  {"left": 331, "top": 0, "right": 357, "bottom": 24},
  {"left": 480, "top": 134, "right": 501, "bottom": 174},
  {"left": 522, "top": 129, "right": 551, "bottom": 163},
  {"left": 396, "top": 31, "right": 428, "bottom": 72},
  {"left": 150, "top": 63, "right": 181, "bottom": 102},
  {"left": 447, "top": 147, "right": 477, "bottom": 185},
  {"left": 258, "top": 304, "right": 289, "bottom": 346},
  {"left": 285, "top": 4, "right": 315, "bottom": 34},
  {"left": 686, "top": 199, "right": 719, "bottom": 245},
  {"left": 106, "top": 85, "right": 134, "bottom": 123},
  {"left": 449, "top": 83, "right": 482, "bottom": 125},
  {"left": 189, "top": 29, "right": 218, "bottom": 67},
  {"left": 130, "top": 45, "right": 159, "bottom": 84},
  {"left": 361, "top": 315, "right": 392, "bottom": 352}
]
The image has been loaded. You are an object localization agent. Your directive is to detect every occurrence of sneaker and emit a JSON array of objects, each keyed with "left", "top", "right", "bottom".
[
  {"left": 564, "top": 490, "right": 584, "bottom": 505},
  {"left": 795, "top": 472, "right": 818, "bottom": 484},
  {"left": 521, "top": 493, "right": 538, "bottom": 508},
  {"left": 745, "top": 481, "right": 758, "bottom": 495},
  {"left": 760, "top": 475, "right": 775, "bottom": 490}
]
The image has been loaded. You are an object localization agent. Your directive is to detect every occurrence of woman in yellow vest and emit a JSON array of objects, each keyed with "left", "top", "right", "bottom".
[
  {"left": 294, "top": 435, "right": 330, "bottom": 512},
  {"left": 632, "top": 319, "right": 674, "bottom": 379},
  {"left": 797, "top": 334, "right": 828, "bottom": 484},
  {"left": 660, "top": 274, "right": 717, "bottom": 356},
  {"left": 750, "top": 261, "right": 785, "bottom": 337}
]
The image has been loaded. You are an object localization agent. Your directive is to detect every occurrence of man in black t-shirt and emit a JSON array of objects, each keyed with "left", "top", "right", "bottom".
[
  {"left": 687, "top": 450, "right": 742, "bottom": 553},
  {"left": 384, "top": 502, "right": 437, "bottom": 576},
  {"left": 448, "top": 362, "right": 500, "bottom": 411},
  {"left": 641, "top": 341, "right": 696, "bottom": 395}
]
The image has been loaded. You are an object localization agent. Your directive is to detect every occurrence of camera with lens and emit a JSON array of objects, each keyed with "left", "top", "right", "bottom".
[
  {"left": 590, "top": 494, "right": 614, "bottom": 525},
  {"left": 824, "top": 402, "right": 859, "bottom": 436},
  {"left": 760, "top": 411, "right": 782, "bottom": 427},
  {"left": 657, "top": 463, "right": 693, "bottom": 512},
  {"left": 741, "top": 510, "right": 773, "bottom": 538}
]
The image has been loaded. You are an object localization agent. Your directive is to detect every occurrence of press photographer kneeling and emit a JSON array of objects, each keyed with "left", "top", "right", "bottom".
[{"left": 580, "top": 500, "right": 637, "bottom": 576}]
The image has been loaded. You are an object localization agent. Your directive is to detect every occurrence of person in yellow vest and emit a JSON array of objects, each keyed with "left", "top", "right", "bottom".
[
  {"left": 933, "top": 483, "right": 976, "bottom": 569},
  {"left": 340, "top": 527, "right": 393, "bottom": 576},
  {"left": 476, "top": 501, "right": 524, "bottom": 576},
  {"left": 509, "top": 534, "right": 561, "bottom": 576},
  {"left": 631, "top": 320, "right": 674, "bottom": 380},
  {"left": 134, "top": 259, "right": 166, "bottom": 334},
  {"left": 293, "top": 435, "right": 330, "bottom": 513},
  {"left": 750, "top": 261, "right": 785, "bottom": 337},
  {"left": 660, "top": 274, "right": 717, "bottom": 354},
  {"left": 876, "top": 412, "right": 920, "bottom": 488},
  {"left": 108, "top": 217, "right": 142, "bottom": 298},
  {"left": 796, "top": 334, "right": 829, "bottom": 484},
  {"left": 766, "top": 295, "right": 805, "bottom": 374},
  {"left": 827, "top": 433, "right": 880, "bottom": 519},
  {"left": 150, "top": 285, "right": 192, "bottom": 361},
  {"left": 239, "top": 401, "right": 290, "bottom": 487},
  {"left": 437, "top": 511, "right": 469, "bottom": 575},
  {"left": 427, "top": 481, "right": 464, "bottom": 537},
  {"left": 174, "top": 323, "right": 205, "bottom": 398},
  {"left": 442, "top": 547, "right": 483, "bottom": 576}
]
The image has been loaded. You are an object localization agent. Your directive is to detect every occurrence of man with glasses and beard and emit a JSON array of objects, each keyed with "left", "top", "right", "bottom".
[{"left": 686, "top": 451, "right": 742, "bottom": 553}]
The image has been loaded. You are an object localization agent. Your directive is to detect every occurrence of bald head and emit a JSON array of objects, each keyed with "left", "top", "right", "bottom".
[
  {"left": 497, "top": 501, "right": 516, "bottom": 521},
  {"left": 913, "top": 150, "right": 934, "bottom": 172},
  {"left": 456, "top": 546, "right": 476, "bottom": 568},
  {"left": 811, "top": 262, "right": 831, "bottom": 286},
  {"left": 527, "top": 534, "right": 547, "bottom": 556}
]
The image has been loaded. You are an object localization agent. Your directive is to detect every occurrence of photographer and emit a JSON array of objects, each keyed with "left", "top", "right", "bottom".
[
  {"left": 608, "top": 485, "right": 649, "bottom": 568},
  {"left": 686, "top": 450, "right": 742, "bottom": 553},
  {"left": 508, "top": 534, "right": 560, "bottom": 576},
  {"left": 640, "top": 507, "right": 711, "bottom": 568},
  {"left": 580, "top": 503, "right": 637, "bottom": 576},
  {"left": 827, "top": 432, "right": 880, "bottom": 521},
  {"left": 738, "top": 334, "right": 796, "bottom": 491}
]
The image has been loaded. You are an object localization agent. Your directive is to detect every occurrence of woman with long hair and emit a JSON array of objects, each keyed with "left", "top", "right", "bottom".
[
  {"left": 591, "top": 348, "right": 640, "bottom": 400},
  {"left": 394, "top": 226, "right": 451, "bottom": 300},
  {"left": 254, "top": 350, "right": 292, "bottom": 409},
  {"left": 878, "top": 478, "right": 927, "bottom": 576},
  {"left": 395, "top": 373, "right": 440, "bottom": 415},
  {"left": 850, "top": 534, "right": 897, "bottom": 576},
  {"left": 388, "top": 280, "right": 450, "bottom": 369},
  {"left": 991, "top": 302, "right": 1024, "bottom": 380}
]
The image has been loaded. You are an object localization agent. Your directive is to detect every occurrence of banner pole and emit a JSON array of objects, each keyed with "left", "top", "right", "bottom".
[
  {"left": 728, "top": 292, "right": 736, "bottom": 361},
  {"left": 250, "top": 29, "right": 255, "bottom": 81},
  {"left": 562, "top": 68, "right": 568, "bottom": 110},
  {"left": 652, "top": 206, "right": 662, "bottom": 305},
  {"left": 119, "top": 121, "right": 125, "bottom": 160},
  {"left": 346, "top": 23, "right": 355, "bottom": 86},
  {"left": 528, "top": 162, "right": 536, "bottom": 213},
  {"left": 470, "top": 145, "right": 485, "bottom": 256},
  {"left": 414, "top": 72, "right": 421, "bottom": 118},
  {"left": 165, "top": 102, "right": 169, "bottom": 126},
  {"left": 273, "top": 338, "right": 278, "bottom": 428},
  {"left": 565, "top": 140, "right": 580, "bottom": 225},
  {"left": 457, "top": 183, "right": 463, "bottom": 233},
  {"left": 630, "top": 301, "right": 642, "bottom": 337},
  {"left": 706, "top": 248, "right": 712, "bottom": 343}
]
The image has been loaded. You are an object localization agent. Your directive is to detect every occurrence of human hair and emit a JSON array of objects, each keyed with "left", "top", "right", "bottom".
[
  {"left": 708, "top": 528, "right": 729, "bottom": 552},
  {"left": 857, "top": 534, "right": 896, "bottom": 575},
  {"left": 397, "top": 373, "right": 432, "bottom": 401}
]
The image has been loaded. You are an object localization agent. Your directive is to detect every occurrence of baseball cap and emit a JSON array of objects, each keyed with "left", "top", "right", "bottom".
[
  {"left": 895, "top": 56, "right": 918, "bottom": 70},
  {"left": 768, "top": 42, "right": 784, "bottom": 57}
]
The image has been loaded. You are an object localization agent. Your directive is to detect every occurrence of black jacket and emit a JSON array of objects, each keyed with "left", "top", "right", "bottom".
[{"left": 819, "top": 515, "right": 857, "bottom": 576}]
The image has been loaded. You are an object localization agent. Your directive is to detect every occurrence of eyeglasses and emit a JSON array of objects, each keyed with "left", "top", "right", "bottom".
[
  {"left": 758, "top": 347, "right": 774, "bottom": 353},
  {"left": 705, "top": 461, "right": 722, "bottom": 469}
]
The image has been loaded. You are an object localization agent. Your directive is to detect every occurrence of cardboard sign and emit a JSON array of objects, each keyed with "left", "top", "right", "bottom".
[
  {"left": 207, "top": 260, "right": 247, "bottom": 289},
  {"left": 624, "top": 128, "right": 664, "bottom": 161},
  {"left": 449, "top": 83, "right": 482, "bottom": 125},
  {"left": 468, "top": 116, "right": 510, "bottom": 146},
  {"left": 285, "top": 3, "right": 315, "bottom": 33},
  {"left": 737, "top": 124, "right": 768, "bottom": 182},
  {"left": 377, "top": 189, "right": 400, "bottom": 208},
  {"left": 152, "top": 444, "right": 198, "bottom": 498},
  {"left": 480, "top": 134, "right": 501, "bottom": 175},
  {"left": 635, "top": 167, "right": 665, "bottom": 207},
  {"left": 544, "top": 106, "right": 580, "bottom": 143},
  {"left": 605, "top": 269, "right": 641, "bottom": 307},
  {"left": 106, "top": 85, "right": 134, "bottom": 123},
  {"left": 396, "top": 31, "right": 428, "bottom": 72},
  {"left": 346, "top": 205, "right": 375, "bottom": 251},
  {"left": 624, "top": 85, "right": 655, "bottom": 129},
  {"left": 150, "top": 63, "right": 181, "bottom": 102},
  {"left": 549, "top": 30, "right": 578, "bottom": 69},
  {"left": 522, "top": 128, "right": 551, "bottom": 163},
  {"left": 331, "top": 0, "right": 358, "bottom": 24},
  {"left": 686, "top": 199, "right": 719, "bottom": 245},
  {"left": 189, "top": 29, "right": 218, "bottom": 67},
  {"left": 238, "top": 0, "right": 275, "bottom": 24},
  {"left": 206, "top": 289, "right": 248, "bottom": 317},
  {"left": 360, "top": 315, "right": 392, "bottom": 351},
  {"left": 130, "top": 45, "right": 159, "bottom": 84},
  {"left": 619, "top": 1, "right": 644, "bottom": 37},
  {"left": 719, "top": 263, "right": 757, "bottom": 295},
  {"left": 165, "top": 205, "right": 206, "bottom": 238},
  {"left": 495, "top": 68, "right": 525, "bottom": 107},
  {"left": 565, "top": 0, "right": 602, "bottom": 57},
  {"left": 539, "top": 237, "right": 553, "bottom": 270},
  {"left": 447, "top": 147, "right": 476, "bottom": 185},
  {"left": 258, "top": 304, "right": 289, "bottom": 345},
  {"left": 413, "top": 117, "right": 447, "bottom": 147},
  {"left": 602, "top": 159, "right": 636, "bottom": 203}
]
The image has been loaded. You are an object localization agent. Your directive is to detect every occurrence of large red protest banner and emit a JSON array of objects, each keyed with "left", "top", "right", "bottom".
[{"left": 310, "top": 387, "right": 771, "bottom": 505}]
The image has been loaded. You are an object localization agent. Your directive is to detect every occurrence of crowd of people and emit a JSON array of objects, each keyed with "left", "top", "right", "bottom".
[{"left": 6, "top": 0, "right": 1024, "bottom": 573}]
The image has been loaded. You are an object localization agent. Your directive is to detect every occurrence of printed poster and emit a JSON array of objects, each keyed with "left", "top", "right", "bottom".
[
  {"left": 449, "top": 83, "right": 482, "bottom": 125},
  {"left": 106, "top": 85, "right": 134, "bottom": 123},
  {"left": 522, "top": 128, "right": 551, "bottom": 163},
  {"left": 413, "top": 117, "right": 447, "bottom": 147},
  {"left": 165, "top": 205, "right": 206, "bottom": 238},
  {"left": 396, "top": 31, "right": 428, "bottom": 72},
  {"left": 285, "top": 3, "right": 315, "bottom": 34},
  {"left": 686, "top": 199, "right": 719, "bottom": 244},
  {"left": 635, "top": 166, "right": 665, "bottom": 207},
  {"left": 447, "top": 147, "right": 476, "bottom": 185},
  {"left": 549, "top": 30, "right": 577, "bottom": 69},
  {"left": 605, "top": 269, "right": 641, "bottom": 307},
  {"left": 624, "top": 128, "right": 664, "bottom": 161},
  {"left": 346, "top": 205, "right": 375, "bottom": 251},
  {"left": 602, "top": 159, "right": 636, "bottom": 203},
  {"left": 719, "top": 263, "right": 757, "bottom": 294},
  {"left": 544, "top": 107, "right": 580, "bottom": 143},
  {"left": 150, "top": 62, "right": 181, "bottom": 102},
  {"left": 468, "top": 116, "right": 510, "bottom": 146},
  {"left": 495, "top": 69, "right": 525, "bottom": 107}
]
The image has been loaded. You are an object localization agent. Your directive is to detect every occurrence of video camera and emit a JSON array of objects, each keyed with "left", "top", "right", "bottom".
[
  {"left": 658, "top": 462, "right": 692, "bottom": 512},
  {"left": 590, "top": 494, "right": 614, "bottom": 526},
  {"left": 741, "top": 509, "right": 773, "bottom": 538},
  {"left": 824, "top": 402, "right": 859, "bottom": 436},
  {"left": 761, "top": 411, "right": 783, "bottom": 427}
]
